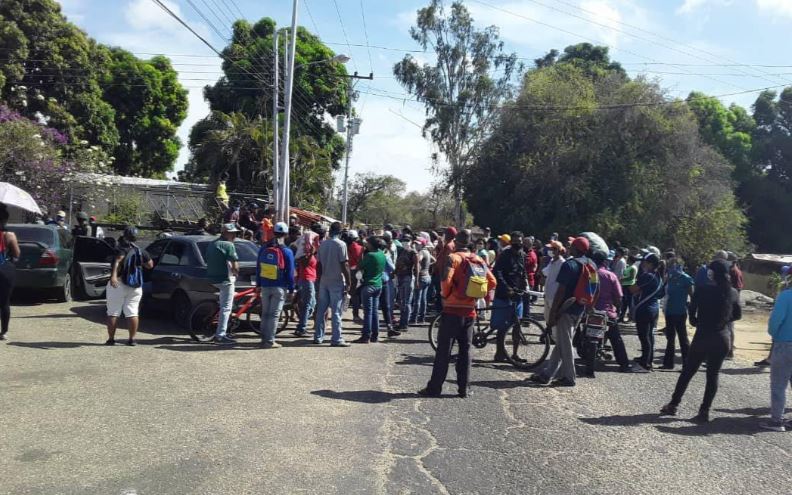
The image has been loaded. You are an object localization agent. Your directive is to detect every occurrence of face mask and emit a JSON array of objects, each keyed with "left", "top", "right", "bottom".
[{"left": 707, "top": 269, "right": 714, "bottom": 281}]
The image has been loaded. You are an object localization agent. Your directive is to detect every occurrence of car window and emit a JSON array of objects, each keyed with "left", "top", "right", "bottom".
[
  {"left": 6, "top": 226, "right": 57, "bottom": 246},
  {"left": 145, "top": 240, "right": 168, "bottom": 262},
  {"left": 196, "top": 240, "right": 258, "bottom": 263},
  {"left": 74, "top": 236, "right": 115, "bottom": 263},
  {"left": 159, "top": 242, "right": 186, "bottom": 266},
  {"left": 57, "top": 229, "right": 73, "bottom": 249}
]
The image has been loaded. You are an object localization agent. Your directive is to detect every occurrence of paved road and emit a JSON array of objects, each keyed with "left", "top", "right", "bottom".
[{"left": 0, "top": 299, "right": 789, "bottom": 494}]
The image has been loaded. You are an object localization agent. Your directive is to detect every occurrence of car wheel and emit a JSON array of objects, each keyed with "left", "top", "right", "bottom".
[
  {"left": 172, "top": 291, "right": 192, "bottom": 329},
  {"left": 56, "top": 273, "right": 72, "bottom": 303}
]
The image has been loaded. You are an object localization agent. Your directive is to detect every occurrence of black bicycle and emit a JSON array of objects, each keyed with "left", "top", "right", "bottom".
[{"left": 427, "top": 295, "right": 550, "bottom": 371}]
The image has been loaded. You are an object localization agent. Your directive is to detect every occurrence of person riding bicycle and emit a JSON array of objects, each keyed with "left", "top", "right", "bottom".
[{"left": 491, "top": 231, "right": 528, "bottom": 362}]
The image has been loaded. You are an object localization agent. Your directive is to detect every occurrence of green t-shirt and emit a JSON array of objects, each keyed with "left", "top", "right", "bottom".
[
  {"left": 620, "top": 264, "right": 638, "bottom": 286},
  {"left": 205, "top": 239, "right": 239, "bottom": 283},
  {"left": 359, "top": 250, "right": 386, "bottom": 288}
]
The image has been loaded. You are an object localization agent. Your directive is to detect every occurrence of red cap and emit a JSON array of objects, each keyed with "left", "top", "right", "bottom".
[
  {"left": 89, "top": 216, "right": 97, "bottom": 221},
  {"left": 445, "top": 227, "right": 458, "bottom": 237},
  {"left": 571, "top": 236, "right": 590, "bottom": 253}
]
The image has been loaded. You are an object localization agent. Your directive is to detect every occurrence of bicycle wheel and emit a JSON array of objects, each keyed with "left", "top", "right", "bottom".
[
  {"left": 427, "top": 313, "right": 457, "bottom": 356},
  {"left": 189, "top": 300, "right": 220, "bottom": 342},
  {"left": 501, "top": 318, "right": 550, "bottom": 370}
]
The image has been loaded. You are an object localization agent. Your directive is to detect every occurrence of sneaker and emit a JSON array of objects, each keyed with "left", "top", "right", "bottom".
[
  {"left": 527, "top": 374, "right": 550, "bottom": 385},
  {"left": 458, "top": 388, "right": 471, "bottom": 398},
  {"left": 550, "top": 378, "right": 575, "bottom": 387},
  {"left": 352, "top": 337, "right": 370, "bottom": 344},
  {"left": 494, "top": 353, "right": 509, "bottom": 363},
  {"left": 760, "top": 420, "right": 787, "bottom": 432},
  {"left": 0, "top": 333, "right": 7, "bottom": 341},
  {"left": 260, "top": 342, "right": 282, "bottom": 349},
  {"left": 387, "top": 330, "right": 401, "bottom": 338},
  {"left": 105, "top": 339, "right": 115, "bottom": 346},
  {"left": 692, "top": 410, "right": 710, "bottom": 424},
  {"left": 659, "top": 403, "right": 678, "bottom": 416},
  {"left": 353, "top": 317, "right": 364, "bottom": 325},
  {"left": 293, "top": 331, "right": 307, "bottom": 337},
  {"left": 755, "top": 359, "right": 771, "bottom": 367},
  {"left": 126, "top": 339, "right": 136, "bottom": 347},
  {"left": 331, "top": 341, "right": 351, "bottom": 347},
  {"left": 312, "top": 338, "right": 323, "bottom": 345},
  {"left": 417, "top": 387, "right": 441, "bottom": 398},
  {"left": 214, "top": 336, "right": 236, "bottom": 345}
]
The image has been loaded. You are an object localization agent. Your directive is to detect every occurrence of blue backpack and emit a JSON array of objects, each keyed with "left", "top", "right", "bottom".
[
  {"left": 123, "top": 246, "right": 143, "bottom": 288},
  {"left": 259, "top": 245, "right": 285, "bottom": 281}
]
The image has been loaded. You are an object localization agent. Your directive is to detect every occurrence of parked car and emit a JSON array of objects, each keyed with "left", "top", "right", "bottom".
[
  {"left": 5, "top": 224, "right": 115, "bottom": 302},
  {"left": 142, "top": 235, "right": 259, "bottom": 327}
]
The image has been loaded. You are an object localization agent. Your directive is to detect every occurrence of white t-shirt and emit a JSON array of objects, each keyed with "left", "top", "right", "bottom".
[{"left": 542, "top": 257, "right": 566, "bottom": 306}]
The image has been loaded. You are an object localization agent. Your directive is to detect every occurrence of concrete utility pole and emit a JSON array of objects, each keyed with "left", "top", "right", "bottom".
[
  {"left": 278, "top": 0, "right": 299, "bottom": 224},
  {"left": 272, "top": 28, "right": 280, "bottom": 217}
]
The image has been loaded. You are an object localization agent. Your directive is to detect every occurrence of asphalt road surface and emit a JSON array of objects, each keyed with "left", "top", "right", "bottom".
[{"left": 1, "top": 298, "right": 790, "bottom": 495}]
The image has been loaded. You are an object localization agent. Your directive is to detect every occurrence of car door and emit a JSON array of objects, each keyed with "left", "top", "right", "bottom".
[
  {"left": 73, "top": 236, "right": 116, "bottom": 298},
  {"left": 56, "top": 228, "right": 74, "bottom": 286},
  {"left": 149, "top": 240, "right": 187, "bottom": 301}
]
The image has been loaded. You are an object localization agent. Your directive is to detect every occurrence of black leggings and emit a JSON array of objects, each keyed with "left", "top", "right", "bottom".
[
  {"left": 670, "top": 330, "right": 730, "bottom": 412},
  {"left": 0, "top": 262, "right": 16, "bottom": 335}
]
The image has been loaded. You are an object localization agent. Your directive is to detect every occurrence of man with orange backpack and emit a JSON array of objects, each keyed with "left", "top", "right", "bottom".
[
  {"left": 529, "top": 236, "right": 597, "bottom": 387},
  {"left": 419, "top": 229, "right": 497, "bottom": 398}
]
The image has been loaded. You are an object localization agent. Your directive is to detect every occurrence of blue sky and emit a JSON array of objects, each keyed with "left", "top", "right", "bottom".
[{"left": 58, "top": 0, "right": 792, "bottom": 191}]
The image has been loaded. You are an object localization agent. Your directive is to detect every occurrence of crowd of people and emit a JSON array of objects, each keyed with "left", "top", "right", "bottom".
[{"left": 1, "top": 197, "right": 791, "bottom": 432}]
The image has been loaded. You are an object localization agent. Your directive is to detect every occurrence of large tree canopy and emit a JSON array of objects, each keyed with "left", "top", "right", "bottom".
[
  {"left": 465, "top": 47, "right": 747, "bottom": 265},
  {"left": 0, "top": 0, "right": 188, "bottom": 177},
  {"left": 185, "top": 18, "right": 349, "bottom": 207}
]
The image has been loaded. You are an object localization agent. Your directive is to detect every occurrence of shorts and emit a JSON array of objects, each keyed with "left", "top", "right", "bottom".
[
  {"left": 491, "top": 298, "right": 523, "bottom": 330},
  {"left": 106, "top": 283, "right": 144, "bottom": 318}
]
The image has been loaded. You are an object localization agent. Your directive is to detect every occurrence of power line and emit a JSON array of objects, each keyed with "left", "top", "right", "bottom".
[
  {"left": 465, "top": 0, "right": 751, "bottom": 92},
  {"left": 303, "top": 0, "right": 322, "bottom": 39},
  {"left": 183, "top": 0, "right": 230, "bottom": 41},
  {"left": 358, "top": 0, "right": 374, "bottom": 73},
  {"left": 331, "top": 0, "right": 359, "bottom": 73}
]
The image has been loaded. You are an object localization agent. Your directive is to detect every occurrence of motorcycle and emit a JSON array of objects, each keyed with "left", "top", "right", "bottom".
[{"left": 573, "top": 309, "right": 613, "bottom": 377}]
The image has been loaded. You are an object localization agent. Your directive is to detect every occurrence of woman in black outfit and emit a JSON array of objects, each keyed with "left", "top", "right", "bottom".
[
  {"left": 0, "top": 204, "right": 20, "bottom": 340},
  {"left": 659, "top": 259, "right": 742, "bottom": 422}
]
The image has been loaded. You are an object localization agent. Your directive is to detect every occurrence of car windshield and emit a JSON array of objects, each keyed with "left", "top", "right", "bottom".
[
  {"left": 196, "top": 240, "right": 259, "bottom": 263},
  {"left": 6, "top": 226, "right": 56, "bottom": 246}
]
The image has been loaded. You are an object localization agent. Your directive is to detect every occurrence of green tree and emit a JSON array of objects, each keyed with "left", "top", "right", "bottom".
[
  {"left": 102, "top": 50, "right": 188, "bottom": 177},
  {"left": 464, "top": 47, "right": 747, "bottom": 266},
  {"left": 345, "top": 172, "right": 406, "bottom": 226},
  {"left": 393, "top": 0, "right": 519, "bottom": 225}
]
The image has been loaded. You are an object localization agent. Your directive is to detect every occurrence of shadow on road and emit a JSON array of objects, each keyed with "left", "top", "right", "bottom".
[
  {"left": 655, "top": 416, "right": 761, "bottom": 436},
  {"left": 714, "top": 406, "right": 769, "bottom": 416},
  {"left": 311, "top": 389, "right": 425, "bottom": 403},
  {"left": 7, "top": 341, "right": 108, "bottom": 350},
  {"left": 720, "top": 366, "right": 767, "bottom": 376},
  {"left": 579, "top": 413, "right": 677, "bottom": 427}
]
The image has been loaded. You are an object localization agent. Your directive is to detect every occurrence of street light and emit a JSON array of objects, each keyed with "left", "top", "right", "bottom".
[{"left": 296, "top": 53, "right": 350, "bottom": 69}]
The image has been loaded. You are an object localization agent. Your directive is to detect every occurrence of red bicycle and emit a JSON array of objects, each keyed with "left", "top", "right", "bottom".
[{"left": 188, "top": 288, "right": 301, "bottom": 342}]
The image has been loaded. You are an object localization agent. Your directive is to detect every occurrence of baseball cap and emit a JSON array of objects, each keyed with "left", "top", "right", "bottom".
[
  {"left": 571, "top": 236, "right": 590, "bottom": 253},
  {"left": 89, "top": 215, "right": 96, "bottom": 221},
  {"left": 76, "top": 211, "right": 89, "bottom": 221},
  {"left": 123, "top": 226, "right": 139, "bottom": 241},
  {"left": 445, "top": 227, "right": 458, "bottom": 237},
  {"left": 57, "top": 210, "right": 66, "bottom": 218},
  {"left": 348, "top": 229, "right": 359, "bottom": 239},
  {"left": 222, "top": 223, "right": 241, "bottom": 233},
  {"left": 274, "top": 221, "right": 288, "bottom": 234},
  {"left": 545, "top": 240, "right": 564, "bottom": 252},
  {"left": 498, "top": 234, "right": 511, "bottom": 243}
]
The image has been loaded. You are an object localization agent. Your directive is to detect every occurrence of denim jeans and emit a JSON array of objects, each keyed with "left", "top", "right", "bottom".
[
  {"left": 380, "top": 280, "right": 393, "bottom": 327},
  {"left": 770, "top": 341, "right": 792, "bottom": 420},
  {"left": 213, "top": 280, "right": 235, "bottom": 338},
  {"left": 397, "top": 275, "right": 415, "bottom": 328},
  {"left": 296, "top": 279, "right": 316, "bottom": 333},
  {"left": 636, "top": 312, "right": 658, "bottom": 369},
  {"left": 260, "top": 287, "right": 286, "bottom": 344},
  {"left": 491, "top": 298, "right": 523, "bottom": 358},
  {"left": 411, "top": 276, "right": 431, "bottom": 323},
  {"left": 361, "top": 284, "right": 382, "bottom": 340},
  {"left": 314, "top": 282, "right": 346, "bottom": 344}
]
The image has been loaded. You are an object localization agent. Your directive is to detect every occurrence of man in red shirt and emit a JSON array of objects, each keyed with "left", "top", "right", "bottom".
[
  {"left": 523, "top": 236, "right": 538, "bottom": 314},
  {"left": 346, "top": 230, "right": 365, "bottom": 323},
  {"left": 419, "top": 229, "right": 496, "bottom": 398}
]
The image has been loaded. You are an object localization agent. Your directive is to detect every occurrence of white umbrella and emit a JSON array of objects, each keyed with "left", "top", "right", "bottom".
[{"left": 0, "top": 182, "right": 43, "bottom": 215}]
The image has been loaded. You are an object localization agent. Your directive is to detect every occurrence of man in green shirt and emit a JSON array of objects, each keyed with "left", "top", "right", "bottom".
[
  {"left": 205, "top": 223, "right": 240, "bottom": 344},
  {"left": 354, "top": 237, "right": 387, "bottom": 343},
  {"left": 618, "top": 252, "right": 639, "bottom": 323}
]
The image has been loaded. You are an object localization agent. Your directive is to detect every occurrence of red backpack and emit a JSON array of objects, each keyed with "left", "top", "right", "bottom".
[
  {"left": 573, "top": 258, "right": 599, "bottom": 307},
  {"left": 452, "top": 254, "right": 490, "bottom": 299}
]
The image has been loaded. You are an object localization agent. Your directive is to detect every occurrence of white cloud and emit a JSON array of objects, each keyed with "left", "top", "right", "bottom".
[
  {"left": 676, "top": 0, "right": 733, "bottom": 15},
  {"left": 756, "top": 0, "right": 792, "bottom": 18},
  {"left": 125, "top": 0, "right": 184, "bottom": 31}
]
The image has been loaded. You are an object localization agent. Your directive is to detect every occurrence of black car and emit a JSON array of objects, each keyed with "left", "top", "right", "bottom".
[{"left": 142, "top": 235, "right": 259, "bottom": 327}]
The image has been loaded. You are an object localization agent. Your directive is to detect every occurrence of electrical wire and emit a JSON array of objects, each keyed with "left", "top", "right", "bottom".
[
  {"left": 303, "top": 0, "right": 322, "bottom": 40},
  {"left": 331, "top": 0, "right": 359, "bottom": 73}
]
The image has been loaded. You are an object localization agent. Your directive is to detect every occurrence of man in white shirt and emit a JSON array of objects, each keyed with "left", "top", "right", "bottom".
[{"left": 542, "top": 240, "right": 566, "bottom": 327}]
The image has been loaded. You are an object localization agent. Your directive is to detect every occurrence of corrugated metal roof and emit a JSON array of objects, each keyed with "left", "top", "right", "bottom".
[
  {"left": 747, "top": 253, "right": 792, "bottom": 263},
  {"left": 74, "top": 173, "right": 210, "bottom": 191}
]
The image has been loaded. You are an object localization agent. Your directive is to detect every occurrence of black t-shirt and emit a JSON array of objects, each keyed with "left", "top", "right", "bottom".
[
  {"left": 72, "top": 224, "right": 92, "bottom": 237},
  {"left": 689, "top": 285, "right": 742, "bottom": 333},
  {"left": 114, "top": 241, "right": 151, "bottom": 286},
  {"left": 493, "top": 248, "right": 527, "bottom": 300}
]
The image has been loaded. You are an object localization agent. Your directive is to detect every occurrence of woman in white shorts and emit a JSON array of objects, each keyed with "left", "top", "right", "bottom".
[{"left": 106, "top": 227, "right": 153, "bottom": 346}]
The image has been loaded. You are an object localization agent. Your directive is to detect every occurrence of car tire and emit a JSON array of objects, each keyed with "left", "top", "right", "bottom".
[
  {"left": 172, "top": 291, "right": 192, "bottom": 329},
  {"left": 57, "top": 273, "right": 72, "bottom": 303}
]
